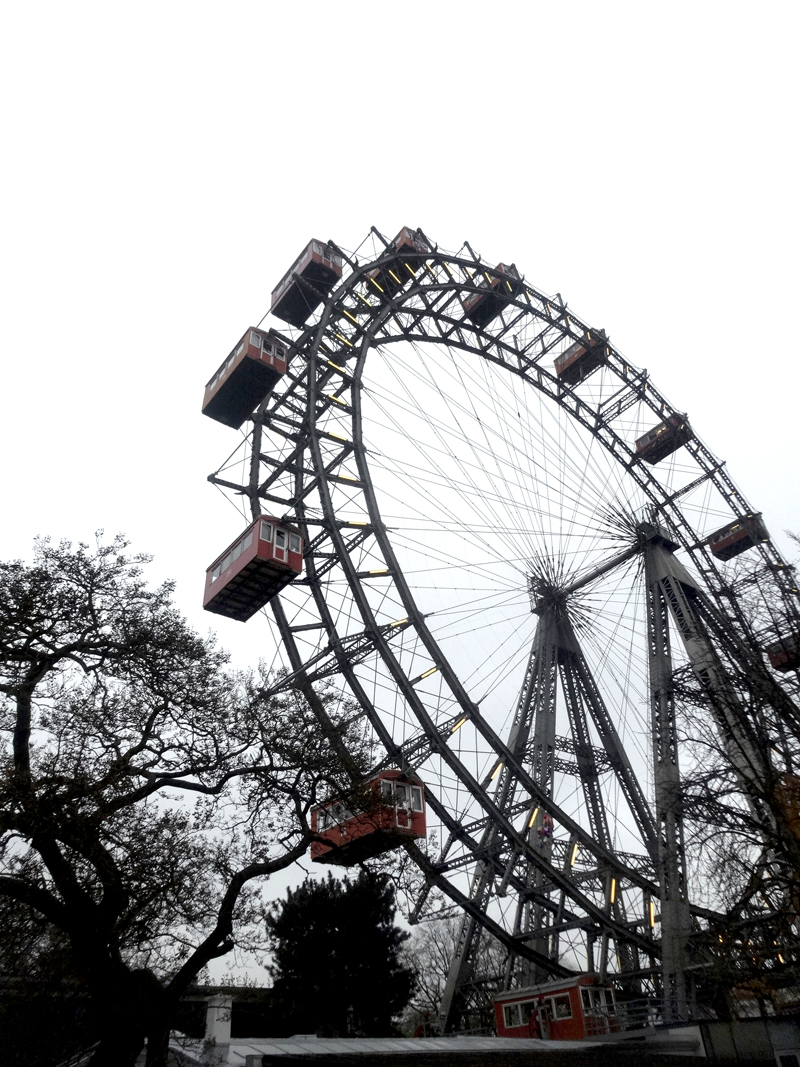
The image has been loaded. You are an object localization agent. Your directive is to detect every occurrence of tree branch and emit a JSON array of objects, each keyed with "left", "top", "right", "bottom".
[
  {"left": 0, "top": 875, "right": 70, "bottom": 929},
  {"left": 165, "top": 831, "right": 313, "bottom": 998}
]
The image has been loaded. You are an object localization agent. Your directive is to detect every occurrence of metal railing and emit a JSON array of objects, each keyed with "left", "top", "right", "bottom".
[{"left": 584, "top": 998, "right": 665, "bottom": 1037}]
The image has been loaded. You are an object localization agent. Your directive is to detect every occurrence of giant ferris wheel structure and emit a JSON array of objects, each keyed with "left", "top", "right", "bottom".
[{"left": 202, "top": 226, "right": 800, "bottom": 1028}]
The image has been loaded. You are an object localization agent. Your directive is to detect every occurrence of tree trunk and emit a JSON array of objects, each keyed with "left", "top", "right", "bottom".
[
  {"left": 84, "top": 968, "right": 161, "bottom": 1067},
  {"left": 145, "top": 1018, "right": 172, "bottom": 1067},
  {"left": 88, "top": 1029, "right": 144, "bottom": 1067}
]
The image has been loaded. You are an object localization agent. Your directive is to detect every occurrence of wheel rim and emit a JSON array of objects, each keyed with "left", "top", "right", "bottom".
[{"left": 209, "top": 228, "right": 800, "bottom": 1009}]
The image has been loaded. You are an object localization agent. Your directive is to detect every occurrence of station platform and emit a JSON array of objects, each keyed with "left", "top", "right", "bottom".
[{"left": 165, "top": 1032, "right": 707, "bottom": 1066}]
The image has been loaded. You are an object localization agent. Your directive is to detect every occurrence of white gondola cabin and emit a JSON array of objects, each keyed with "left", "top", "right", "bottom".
[
  {"left": 203, "top": 516, "right": 303, "bottom": 622},
  {"left": 202, "top": 327, "right": 288, "bottom": 430},
  {"left": 554, "top": 330, "right": 607, "bottom": 385},
  {"left": 707, "top": 513, "right": 769, "bottom": 562},
  {"left": 463, "top": 263, "right": 522, "bottom": 328},
  {"left": 634, "top": 414, "right": 694, "bottom": 465},
  {"left": 271, "top": 240, "right": 343, "bottom": 328},
  {"left": 310, "top": 770, "right": 426, "bottom": 866}
]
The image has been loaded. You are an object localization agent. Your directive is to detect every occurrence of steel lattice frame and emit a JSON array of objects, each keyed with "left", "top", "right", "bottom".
[{"left": 208, "top": 227, "right": 800, "bottom": 1027}]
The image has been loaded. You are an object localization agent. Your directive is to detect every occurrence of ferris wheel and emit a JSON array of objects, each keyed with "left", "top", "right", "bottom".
[{"left": 202, "top": 227, "right": 800, "bottom": 1028}]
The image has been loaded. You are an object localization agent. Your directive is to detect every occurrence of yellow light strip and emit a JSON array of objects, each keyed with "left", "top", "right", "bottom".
[
  {"left": 390, "top": 618, "right": 408, "bottom": 627},
  {"left": 369, "top": 276, "right": 384, "bottom": 293},
  {"left": 451, "top": 716, "right": 467, "bottom": 733},
  {"left": 337, "top": 474, "right": 358, "bottom": 482},
  {"left": 388, "top": 268, "right": 402, "bottom": 285},
  {"left": 484, "top": 271, "right": 492, "bottom": 284},
  {"left": 649, "top": 900, "right": 656, "bottom": 928},
  {"left": 327, "top": 360, "right": 347, "bottom": 373},
  {"left": 327, "top": 394, "right": 348, "bottom": 406},
  {"left": 610, "top": 878, "right": 617, "bottom": 905},
  {"left": 420, "top": 666, "right": 438, "bottom": 680},
  {"left": 425, "top": 262, "right": 436, "bottom": 279},
  {"left": 356, "top": 291, "right": 373, "bottom": 307},
  {"left": 443, "top": 261, "right": 454, "bottom": 278},
  {"left": 527, "top": 806, "right": 539, "bottom": 829},
  {"left": 343, "top": 309, "right": 359, "bottom": 324},
  {"left": 334, "top": 332, "right": 354, "bottom": 348},
  {"left": 327, "top": 432, "right": 348, "bottom": 442},
  {"left": 405, "top": 262, "right": 416, "bottom": 277},
  {"left": 369, "top": 568, "right": 389, "bottom": 575},
  {"left": 348, "top": 520, "right": 368, "bottom": 526},
  {"left": 506, "top": 280, "right": 513, "bottom": 291},
  {"left": 490, "top": 761, "right": 503, "bottom": 781},
  {"left": 570, "top": 842, "right": 579, "bottom": 867}
]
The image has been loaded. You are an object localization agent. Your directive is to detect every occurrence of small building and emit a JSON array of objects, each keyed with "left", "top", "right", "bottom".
[
  {"left": 271, "top": 240, "right": 343, "bottom": 328},
  {"left": 634, "top": 414, "right": 693, "bottom": 465},
  {"left": 554, "top": 331, "right": 606, "bottom": 385},
  {"left": 202, "top": 327, "right": 289, "bottom": 430},
  {"left": 463, "top": 263, "right": 522, "bottom": 328},
  {"left": 494, "top": 974, "right": 618, "bottom": 1041},
  {"left": 203, "top": 516, "right": 303, "bottom": 622},
  {"left": 706, "top": 513, "right": 769, "bottom": 562},
  {"left": 310, "top": 770, "right": 426, "bottom": 866}
]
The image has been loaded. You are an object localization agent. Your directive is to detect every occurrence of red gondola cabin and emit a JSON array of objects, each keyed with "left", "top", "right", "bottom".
[
  {"left": 463, "top": 263, "right": 523, "bottom": 328},
  {"left": 366, "top": 226, "right": 430, "bottom": 298},
  {"left": 271, "top": 240, "right": 343, "bottom": 328},
  {"left": 554, "top": 330, "right": 607, "bottom": 385},
  {"left": 707, "top": 513, "right": 769, "bottom": 562},
  {"left": 495, "top": 974, "right": 618, "bottom": 1041},
  {"left": 310, "top": 770, "right": 426, "bottom": 866},
  {"left": 765, "top": 637, "right": 800, "bottom": 673},
  {"left": 634, "top": 414, "right": 694, "bottom": 465},
  {"left": 202, "top": 327, "right": 289, "bottom": 430},
  {"left": 775, "top": 774, "right": 800, "bottom": 838},
  {"left": 203, "top": 516, "right": 303, "bottom": 622}
]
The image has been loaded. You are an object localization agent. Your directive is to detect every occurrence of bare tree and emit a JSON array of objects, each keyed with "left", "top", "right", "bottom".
[
  {"left": 0, "top": 535, "right": 364, "bottom": 1067},
  {"left": 402, "top": 917, "right": 506, "bottom": 1035}
]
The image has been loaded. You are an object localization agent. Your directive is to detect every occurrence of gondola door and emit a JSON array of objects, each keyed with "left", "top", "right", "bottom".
[
  {"left": 274, "top": 528, "right": 288, "bottom": 563},
  {"left": 538, "top": 1002, "right": 551, "bottom": 1040},
  {"left": 394, "top": 783, "right": 410, "bottom": 829}
]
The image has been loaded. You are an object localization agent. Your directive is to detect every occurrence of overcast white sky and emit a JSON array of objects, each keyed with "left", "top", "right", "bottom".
[
  {"left": 2, "top": 0, "right": 798, "bottom": 977},
  {"left": 2, "top": 1, "right": 798, "bottom": 628}
]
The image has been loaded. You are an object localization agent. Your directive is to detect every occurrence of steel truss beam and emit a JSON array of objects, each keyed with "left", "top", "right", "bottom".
[
  {"left": 645, "top": 540, "right": 692, "bottom": 1022},
  {"left": 437, "top": 577, "right": 664, "bottom": 1028},
  {"left": 438, "top": 612, "right": 559, "bottom": 1030},
  {"left": 643, "top": 528, "right": 796, "bottom": 1016}
]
